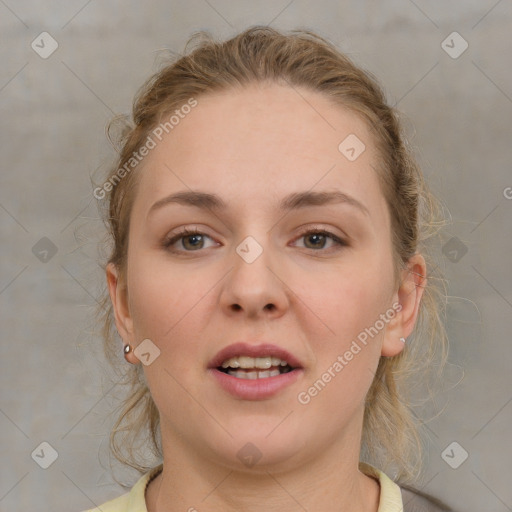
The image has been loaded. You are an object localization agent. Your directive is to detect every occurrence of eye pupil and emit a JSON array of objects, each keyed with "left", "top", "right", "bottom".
[
  {"left": 183, "top": 234, "right": 203, "bottom": 249},
  {"left": 305, "top": 233, "right": 326, "bottom": 248},
  {"left": 165, "top": 229, "right": 344, "bottom": 254}
]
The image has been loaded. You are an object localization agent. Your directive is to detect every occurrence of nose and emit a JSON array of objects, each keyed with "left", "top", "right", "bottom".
[{"left": 219, "top": 237, "right": 290, "bottom": 320}]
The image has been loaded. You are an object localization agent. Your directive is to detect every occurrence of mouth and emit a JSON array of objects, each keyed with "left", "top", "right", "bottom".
[
  {"left": 217, "top": 355, "right": 295, "bottom": 379},
  {"left": 208, "top": 342, "right": 304, "bottom": 399}
]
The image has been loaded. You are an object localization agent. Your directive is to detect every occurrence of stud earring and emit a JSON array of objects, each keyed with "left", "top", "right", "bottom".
[
  {"left": 123, "top": 344, "right": 132, "bottom": 354},
  {"left": 400, "top": 337, "right": 406, "bottom": 343}
]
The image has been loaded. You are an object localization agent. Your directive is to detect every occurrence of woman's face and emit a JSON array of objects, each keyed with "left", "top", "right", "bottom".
[{"left": 109, "top": 83, "right": 419, "bottom": 471}]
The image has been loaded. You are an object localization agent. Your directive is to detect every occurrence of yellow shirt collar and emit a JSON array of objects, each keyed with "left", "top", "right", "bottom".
[{"left": 86, "top": 462, "right": 403, "bottom": 512}]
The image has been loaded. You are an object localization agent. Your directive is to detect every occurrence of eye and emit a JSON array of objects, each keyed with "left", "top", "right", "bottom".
[
  {"left": 292, "top": 228, "right": 347, "bottom": 252},
  {"left": 162, "top": 226, "right": 348, "bottom": 254},
  {"left": 162, "top": 228, "right": 217, "bottom": 252}
]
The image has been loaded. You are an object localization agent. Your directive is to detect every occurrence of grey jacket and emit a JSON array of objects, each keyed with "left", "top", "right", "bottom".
[{"left": 401, "top": 485, "right": 453, "bottom": 511}]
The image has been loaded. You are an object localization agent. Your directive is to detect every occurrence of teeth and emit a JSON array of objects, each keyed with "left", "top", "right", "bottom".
[
  {"left": 221, "top": 355, "right": 290, "bottom": 369},
  {"left": 221, "top": 357, "right": 240, "bottom": 369},
  {"left": 227, "top": 368, "right": 283, "bottom": 379},
  {"left": 239, "top": 356, "right": 255, "bottom": 368}
]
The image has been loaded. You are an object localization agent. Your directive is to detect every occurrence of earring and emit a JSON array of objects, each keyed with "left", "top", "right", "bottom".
[
  {"left": 400, "top": 337, "right": 406, "bottom": 343},
  {"left": 123, "top": 344, "right": 132, "bottom": 354}
]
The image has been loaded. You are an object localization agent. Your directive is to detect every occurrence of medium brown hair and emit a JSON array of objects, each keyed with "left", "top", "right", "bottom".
[{"left": 95, "top": 25, "right": 449, "bottom": 484}]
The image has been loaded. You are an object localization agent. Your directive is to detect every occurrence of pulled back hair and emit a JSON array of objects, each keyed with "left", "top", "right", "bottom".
[{"left": 95, "top": 25, "right": 449, "bottom": 485}]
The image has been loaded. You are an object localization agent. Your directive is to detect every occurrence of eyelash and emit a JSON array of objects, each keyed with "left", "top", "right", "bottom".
[{"left": 162, "top": 226, "right": 348, "bottom": 254}]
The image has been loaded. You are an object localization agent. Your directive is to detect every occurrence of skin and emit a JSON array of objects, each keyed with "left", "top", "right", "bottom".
[{"left": 107, "top": 82, "right": 426, "bottom": 512}]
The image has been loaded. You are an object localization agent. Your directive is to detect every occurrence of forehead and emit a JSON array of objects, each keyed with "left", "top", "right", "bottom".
[{"left": 132, "top": 82, "right": 389, "bottom": 227}]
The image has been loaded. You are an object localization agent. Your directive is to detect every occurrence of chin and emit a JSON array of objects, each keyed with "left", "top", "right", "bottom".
[{"left": 203, "top": 423, "right": 310, "bottom": 473}]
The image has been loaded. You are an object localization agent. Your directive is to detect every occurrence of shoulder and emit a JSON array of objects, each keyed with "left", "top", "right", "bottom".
[
  {"left": 359, "top": 462, "right": 455, "bottom": 512},
  {"left": 400, "top": 484, "right": 454, "bottom": 512},
  {"left": 81, "top": 465, "right": 163, "bottom": 512},
  {"left": 81, "top": 491, "right": 131, "bottom": 512}
]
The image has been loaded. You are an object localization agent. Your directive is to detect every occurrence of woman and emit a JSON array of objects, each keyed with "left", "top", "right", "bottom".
[{"left": 88, "top": 26, "right": 452, "bottom": 511}]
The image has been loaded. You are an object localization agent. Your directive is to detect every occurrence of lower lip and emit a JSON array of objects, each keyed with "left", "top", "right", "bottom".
[{"left": 208, "top": 368, "right": 304, "bottom": 400}]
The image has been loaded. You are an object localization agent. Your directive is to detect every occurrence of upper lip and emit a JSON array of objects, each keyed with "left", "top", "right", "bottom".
[{"left": 208, "top": 342, "right": 304, "bottom": 369}]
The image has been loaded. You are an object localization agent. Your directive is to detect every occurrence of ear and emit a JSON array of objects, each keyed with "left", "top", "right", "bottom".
[
  {"left": 381, "top": 253, "right": 427, "bottom": 357},
  {"left": 106, "top": 262, "right": 139, "bottom": 364}
]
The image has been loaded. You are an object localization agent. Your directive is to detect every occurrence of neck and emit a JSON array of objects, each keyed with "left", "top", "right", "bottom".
[{"left": 146, "top": 424, "right": 380, "bottom": 512}]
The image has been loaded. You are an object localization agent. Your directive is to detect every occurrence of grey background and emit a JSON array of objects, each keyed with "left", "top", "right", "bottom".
[{"left": 1, "top": 1, "right": 511, "bottom": 511}]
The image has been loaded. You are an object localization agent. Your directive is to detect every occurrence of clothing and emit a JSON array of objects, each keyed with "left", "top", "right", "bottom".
[
  {"left": 400, "top": 485, "right": 453, "bottom": 511},
  {"left": 83, "top": 462, "right": 449, "bottom": 512}
]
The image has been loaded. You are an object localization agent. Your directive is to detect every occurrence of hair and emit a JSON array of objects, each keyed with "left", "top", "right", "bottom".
[{"left": 95, "top": 25, "right": 449, "bottom": 485}]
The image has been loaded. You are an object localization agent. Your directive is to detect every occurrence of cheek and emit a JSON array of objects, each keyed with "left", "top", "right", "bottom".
[
  {"left": 125, "top": 256, "right": 210, "bottom": 397},
  {"left": 301, "top": 263, "right": 385, "bottom": 343},
  {"left": 299, "top": 274, "right": 384, "bottom": 413},
  {"left": 126, "top": 250, "right": 205, "bottom": 338},
  {"left": 297, "top": 263, "right": 388, "bottom": 402},
  {"left": 126, "top": 252, "right": 221, "bottom": 381}
]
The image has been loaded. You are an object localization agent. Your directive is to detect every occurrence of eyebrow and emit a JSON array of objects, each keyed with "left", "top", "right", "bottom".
[{"left": 148, "top": 189, "right": 370, "bottom": 218}]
